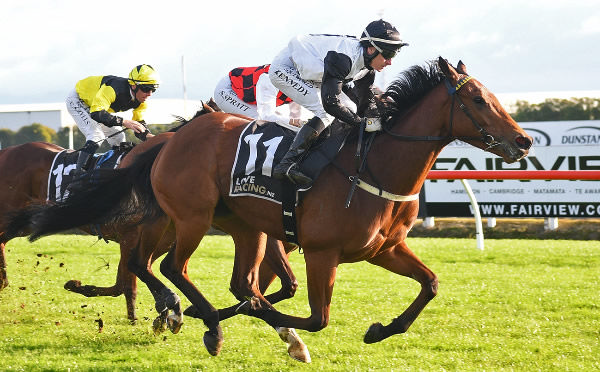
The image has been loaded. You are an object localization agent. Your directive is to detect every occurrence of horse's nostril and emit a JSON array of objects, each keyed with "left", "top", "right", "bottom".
[{"left": 515, "top": 135, "right": 532, "bottom": 150}]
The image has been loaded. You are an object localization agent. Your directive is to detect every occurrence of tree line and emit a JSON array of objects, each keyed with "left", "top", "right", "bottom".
[
  {"left": 511, "top": 97, "right": 600, "bottom": 122},
  {"left": 0, "top": 123, "right": 174, "bottom": 150},
  {"left": 1, "top": 97, "right": 599, "bottom": 148}
]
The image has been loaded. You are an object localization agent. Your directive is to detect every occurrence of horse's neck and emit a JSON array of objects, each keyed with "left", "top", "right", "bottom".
[{"left": 369, "top": 86, "right": 452, "bottom": 195}]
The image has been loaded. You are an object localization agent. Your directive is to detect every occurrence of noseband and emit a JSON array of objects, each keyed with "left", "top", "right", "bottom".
[{"left": 383, "top": 75, "right": 502, "bottom": 150}]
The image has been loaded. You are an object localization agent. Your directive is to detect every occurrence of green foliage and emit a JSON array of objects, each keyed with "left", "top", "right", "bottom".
[
  {"left": 512, "top": 97, "right": 600, "bottom": 122},
  {"left": 0, "top": 235, "right": 598, "bottom": 371},
  {"left": 0, "top": 128, "right": 16, "bottom": 148},
  {"left": 55, "top": 126, "right": 86, "bottom": 149},
  {"left": 13, "top": 123, "right": 56, "bottom": 145},
  {"left": 1, "top": 121, "right": 179, "bottom": 150}
]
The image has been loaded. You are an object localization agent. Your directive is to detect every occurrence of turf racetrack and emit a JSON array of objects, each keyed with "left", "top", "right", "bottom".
[{"left": 0, "top": 235, "right": 598, "bottom": 370}]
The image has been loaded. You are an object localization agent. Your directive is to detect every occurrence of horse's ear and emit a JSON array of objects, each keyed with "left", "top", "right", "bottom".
[
  {"left": 201, "top": 101, "right": 215, "bottom": 113},
  {"left": 456, "top": 60, "right": 468, "bottom": 75},
  {"left": 438, "top": 56, "right": 459, "bottom": 81},
  {"left": 207, "top": 98, "right": 222, "bottom": 112}
]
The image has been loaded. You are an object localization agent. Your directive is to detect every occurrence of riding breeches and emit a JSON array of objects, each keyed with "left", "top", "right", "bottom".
[
  {"left": 66, "top": 89, "right": 126, "bottom": 146},
  {"left": 213, "top": 76, "right": 258, "bottom": 117},
  {"left": 269, "top": 49, "right": 356, "bottom": 127}
]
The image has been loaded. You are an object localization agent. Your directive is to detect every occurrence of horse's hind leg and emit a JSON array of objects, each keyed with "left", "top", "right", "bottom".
[
  {"left": 126, "top": 222, "right": 183, "bottom": 335},
  {"left": 0, "top": 241, "right": 8, "bottom": 290},
  {"left": 160, "top": 220, "right": 223, "bottom": 356},
  {"left": 364, "top": 241, "right": 438, "bottom": 343},
  {"left": 260, "top": 239, "right": 299, "bottom": 303},
  {"left": 64, "top": 238, "right": 138, "bottom": 322},
  {"left": 231, "top": 235, "right": 310, "bottom": 363}
]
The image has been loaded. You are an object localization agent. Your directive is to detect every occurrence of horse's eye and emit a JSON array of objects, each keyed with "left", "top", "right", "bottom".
[{"left": 473, "top": 96, "right": 485, "bottom": 105}]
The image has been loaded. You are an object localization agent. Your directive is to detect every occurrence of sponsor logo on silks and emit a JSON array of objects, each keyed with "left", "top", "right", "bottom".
[{"left": 446, "top": 75, "right": 473, "bottom": 95}]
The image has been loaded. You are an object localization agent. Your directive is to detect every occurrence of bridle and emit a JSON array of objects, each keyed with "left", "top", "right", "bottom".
[
  {"left": 383, "top": 75, "right": 502, "bottom": 151},
  {"left": 343, "top": 74, "right": 503, "bottom": 207}
]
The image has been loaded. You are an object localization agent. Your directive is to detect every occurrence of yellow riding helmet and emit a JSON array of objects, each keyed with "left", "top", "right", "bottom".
[{"left": 128, "top": 64, "right": 160, "bottom": 88}]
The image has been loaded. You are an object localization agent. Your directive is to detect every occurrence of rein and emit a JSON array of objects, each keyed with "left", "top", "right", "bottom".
[
  {"left": 383, "top": 75, "right": 502, "bottom": 150},
  {"left": 345, "top": 74, "right": 501, "bottom": 206}
]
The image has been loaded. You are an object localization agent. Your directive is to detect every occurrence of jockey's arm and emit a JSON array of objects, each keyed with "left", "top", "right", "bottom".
[
  {"left": 89, "top": 86, "right": 125, "bottom": 127},
  {"left": 350, "top": 69, "right": 376, "bottom": 115},
  {"left": 89, "top": 86, "right": 146, "bottom": 135},
  {"left": 321, "top": 51, "right": 362, "bottom": 126}
]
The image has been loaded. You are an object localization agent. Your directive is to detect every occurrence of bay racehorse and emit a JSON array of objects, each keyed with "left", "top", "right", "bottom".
[
  {"left": 8, "top": 58, "right": 532, "bottom": 358},
  {"left": 1, "top": 103, "right": 311, "bottom": 361}
]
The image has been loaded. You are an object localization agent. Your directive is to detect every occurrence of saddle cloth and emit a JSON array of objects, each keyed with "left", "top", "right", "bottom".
[
  {"left": 47, "top": 146, "right": 131, "bottom": 202},
  {"left": 229, "top": 120, "right": 348, "bottom": 205}
]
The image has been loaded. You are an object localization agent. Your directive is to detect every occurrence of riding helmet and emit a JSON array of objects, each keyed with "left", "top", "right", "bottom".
[
  {"left": 360, "top": 19, "right": 409, "bottom": 62},
  {"left": 128, "top": 64, "right": 161, "bottom": 88}
]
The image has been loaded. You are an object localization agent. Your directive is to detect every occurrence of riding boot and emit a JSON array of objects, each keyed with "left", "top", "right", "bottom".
[
  {"left": 273, "top": 117, "right": 325, "bottom": 185},
  {"left": 73, "top": 140, "right": 99, "bottom": 177}
]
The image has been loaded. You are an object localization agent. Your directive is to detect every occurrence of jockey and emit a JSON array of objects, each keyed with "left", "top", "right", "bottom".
[
  {"left": 270, "top": 19, "right": 408, "bottom": 185},
  {"left": 66, "top": 64, "right": 159, "bottom": 174},
  {"left": 214, "top": 64, "right": 304, "bottom": 130}
]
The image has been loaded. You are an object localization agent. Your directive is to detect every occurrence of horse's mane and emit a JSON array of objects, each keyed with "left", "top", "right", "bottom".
[{"left": 381, "top": 59, "right": 445, "bottom": 119}]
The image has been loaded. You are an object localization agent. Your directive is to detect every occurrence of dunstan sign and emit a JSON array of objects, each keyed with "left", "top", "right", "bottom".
[{"left": 423, "top": 120, "right": 600, "bottom": 217}]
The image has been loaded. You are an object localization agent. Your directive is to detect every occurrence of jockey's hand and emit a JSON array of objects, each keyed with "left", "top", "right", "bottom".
[
  {"left": 134, "top": 128, "right": 152, "bottom": 141},
  {"left": 122, "top": 119, "right": 145, "bottom": 134},
  {"left": 289, "top": 118, "right": 304, "bottom": 127}
]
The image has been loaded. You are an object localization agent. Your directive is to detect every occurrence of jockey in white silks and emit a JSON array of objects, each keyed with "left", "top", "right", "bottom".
[{"left": 269, "top": 19, "right": 408, "bottom": 185}]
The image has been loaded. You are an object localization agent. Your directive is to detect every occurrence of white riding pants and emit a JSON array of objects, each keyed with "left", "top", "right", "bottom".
[
  {"left": 213, "top": 76, "right": 257, "bottom": 117},
  {"left": 66, "top": 89, "right": 126, "bottom": 146}
]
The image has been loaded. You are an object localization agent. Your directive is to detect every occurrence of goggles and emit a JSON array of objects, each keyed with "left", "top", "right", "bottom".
[
  {"left": 138, "top": 85, "right": 157, "bottom": 93},
  {"left": 362, "top": 28, "right": 404, "bottom": 60}
]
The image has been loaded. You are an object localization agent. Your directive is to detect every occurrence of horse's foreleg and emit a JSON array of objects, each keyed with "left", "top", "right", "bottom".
[
  {"left": 0, "top": 241, "right": 8, "bottom": 290},
  {"left": 364, "top": 241, "right": 438, "bottom": 343}
]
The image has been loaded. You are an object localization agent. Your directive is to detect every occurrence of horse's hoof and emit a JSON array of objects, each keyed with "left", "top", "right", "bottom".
[
  {"left": 183, "top": 305, "right": 202, "bottom": 319},
  {"left": 364, "top": 322, "right": 385, "bottom": 344},
  {"left": 277, "top": 327, "right": 311, "bottom": 363},
  {"left": 167, "top": 313, "right": 183, "bottom": 334},
  {"left": 64, "top": 280, "right": 82, "bottom": 292},
  {"left": 203, "top": 326, "right": 224, "bottom": 356},
  {"left": 152, "top": 315, "right": 168, "bottom": 335}
]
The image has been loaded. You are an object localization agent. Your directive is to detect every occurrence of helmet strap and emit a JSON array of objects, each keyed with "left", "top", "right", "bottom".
[{"left": 363, "top": 46, "right": 379, "bottom": 67}]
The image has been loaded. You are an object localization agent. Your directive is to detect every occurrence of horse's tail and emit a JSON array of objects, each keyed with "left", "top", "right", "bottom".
[
  {"left": 2, "top": 206, "right": 40, "bottom": 241},
  {"left": 7, "top": 142, "right": 165, "bottom": 242}
]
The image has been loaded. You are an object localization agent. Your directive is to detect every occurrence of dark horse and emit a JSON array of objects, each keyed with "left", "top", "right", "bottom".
[
  {"left": 1, "top": 104, "right": 311, "bottom": 361},
  {"left": 7, "top": 58, "right": 532, "bottom": 358}
]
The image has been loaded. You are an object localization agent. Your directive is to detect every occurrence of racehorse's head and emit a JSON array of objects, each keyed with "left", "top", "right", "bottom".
[{"left": 437, "top": 57, "right": 532, "bottom": 163}]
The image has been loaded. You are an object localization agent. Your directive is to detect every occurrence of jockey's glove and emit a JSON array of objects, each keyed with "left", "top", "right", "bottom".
[{"left": 364, "top": 117, "right": 382, "bottom": 132}]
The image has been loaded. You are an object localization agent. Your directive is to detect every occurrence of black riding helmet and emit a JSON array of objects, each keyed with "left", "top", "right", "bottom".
[{"left": 360, "top": 19, "right": 409, "bottom": 64}]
